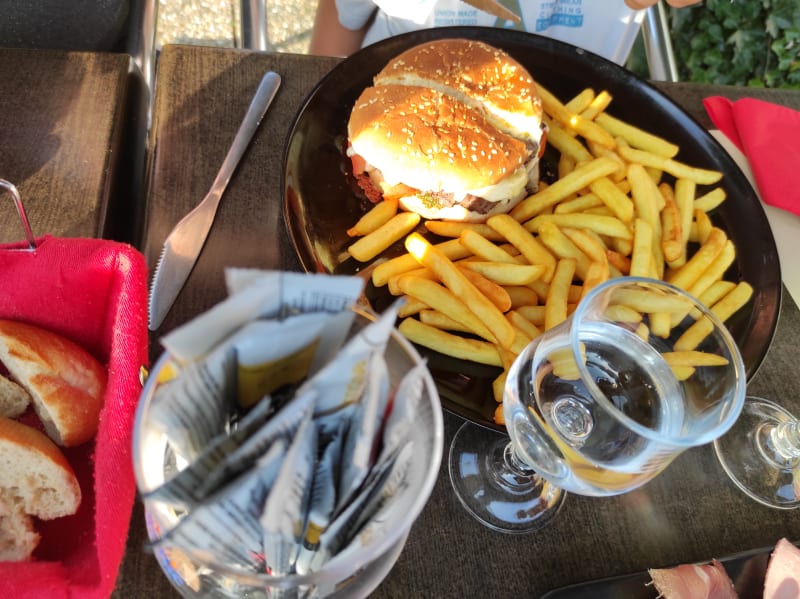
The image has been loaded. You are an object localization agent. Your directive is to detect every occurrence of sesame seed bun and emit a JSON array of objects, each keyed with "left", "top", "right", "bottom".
[{"left": 347, "top": 38, "right": 545, "bottom": 222}]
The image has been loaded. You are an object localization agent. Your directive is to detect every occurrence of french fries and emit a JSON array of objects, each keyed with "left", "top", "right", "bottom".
[{"left": 342, "top": 82, "right": 750, "bottom": 426}]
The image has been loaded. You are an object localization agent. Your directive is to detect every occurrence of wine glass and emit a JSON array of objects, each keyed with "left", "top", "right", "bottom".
[
  {"left": 714, "top": 396, "right": 800, "bottom": 509},
  {"left": 449, "top": 276, "right": 746, "bottom": 533}
]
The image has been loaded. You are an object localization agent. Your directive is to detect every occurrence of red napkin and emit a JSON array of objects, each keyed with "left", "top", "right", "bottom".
[
  {"left": 0, "top": 235, "right": 149, "bottom": 599},
  {"left": 704, "top": 96, "right": 800, "bottom": 216}
]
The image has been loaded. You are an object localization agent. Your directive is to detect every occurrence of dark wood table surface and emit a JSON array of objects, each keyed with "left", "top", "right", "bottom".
[
  {"left": 115, "top": 44, "right": 800, "bottom": 598},
  {"left": 0, "top": 48, "right": 147, "bottom": 246}
]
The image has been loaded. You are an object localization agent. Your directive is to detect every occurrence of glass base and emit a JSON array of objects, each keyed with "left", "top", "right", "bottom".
[
  {"left": 713, "top": 397, "right": 800, "bottom": 509},
  {"left": 448, "top": 421, "right": 565, "bottom": 533}
]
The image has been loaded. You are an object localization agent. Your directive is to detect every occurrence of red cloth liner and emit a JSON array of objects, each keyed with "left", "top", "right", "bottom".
[
  {"left": 704, "top": 96, "right": 800, "bottom": 216},
  {"left": 0, "top": 235, "right": 149, "bottom": 599}
]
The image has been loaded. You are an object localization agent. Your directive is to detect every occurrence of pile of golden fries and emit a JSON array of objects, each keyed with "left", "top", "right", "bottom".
[{"left": 345, "top": 83, "right": 753, "bottom": 425}]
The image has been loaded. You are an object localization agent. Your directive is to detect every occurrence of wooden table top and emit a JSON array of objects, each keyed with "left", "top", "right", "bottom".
[
  {"left": 118, "top": 43, "right": 800, "bottom": 598},
  {"left": 0, "top": 48, "right": 146, "bottom": 246}
]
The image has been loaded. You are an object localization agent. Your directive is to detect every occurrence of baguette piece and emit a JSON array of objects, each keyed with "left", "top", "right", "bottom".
[
  {"left": 0, "top": 375, "right": 29, "bottom": 418},
  {"left": 0, "top": 416, "right": 81, "bottom": 561},
  {"left": 0, "top": 320, "right": 106, "bottom": 447},
  {"left": 0, "top": 416, "right": 81, "bottom": 519}
]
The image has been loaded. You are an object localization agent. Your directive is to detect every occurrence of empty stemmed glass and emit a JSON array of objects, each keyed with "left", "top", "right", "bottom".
[
  {"left": 714, "top": 396, "right": 800, "bottom": 509},
  {"left": 449, "top": 276, "right": 747, "bottom": 533}
]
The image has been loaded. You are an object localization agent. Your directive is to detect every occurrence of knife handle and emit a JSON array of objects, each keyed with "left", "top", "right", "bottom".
[{"left": 210, "top": 71, "right": 282, "bottom": 197}]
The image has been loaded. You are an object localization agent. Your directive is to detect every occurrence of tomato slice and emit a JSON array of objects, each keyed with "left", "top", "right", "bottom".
[{"left": 350, "top": 153, "right": 367, "bottom": 175}]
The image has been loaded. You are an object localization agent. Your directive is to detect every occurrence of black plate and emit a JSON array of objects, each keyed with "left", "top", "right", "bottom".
[{"left": 282, "top": 27, "right": 781, "bottom": 432}]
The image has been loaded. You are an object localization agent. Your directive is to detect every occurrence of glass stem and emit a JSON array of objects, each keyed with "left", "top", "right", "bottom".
[
  {"left": 503, "top": 442, "right": 538, "bottom": 478},
  {"left": 769, "top": 419, "right": 800, "bottom": 460}
]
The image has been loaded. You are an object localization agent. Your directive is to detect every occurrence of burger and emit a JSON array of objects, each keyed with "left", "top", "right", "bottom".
[{"left": 346, "top": 38, "right": 547, "bottom": 223}]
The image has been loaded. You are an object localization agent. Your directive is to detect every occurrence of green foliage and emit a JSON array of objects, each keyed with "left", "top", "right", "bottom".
[{"left": 669, "top": 0, "right": 800, "bottom": 89}]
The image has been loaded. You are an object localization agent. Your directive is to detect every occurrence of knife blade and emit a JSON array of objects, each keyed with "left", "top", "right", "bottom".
[{"left": 148, "top": 70, "right": 281, "bottom": 331}]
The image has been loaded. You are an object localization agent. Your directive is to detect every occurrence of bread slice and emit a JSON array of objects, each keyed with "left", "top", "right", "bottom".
[
  {"left": 0, "top": 320, "right": 106, "bottom": 447},
  {"left": 0, "top": 493, "right": 39, "bottom": 561},
  {"left": 0, "top": 416, "right": 81, "bottom": 520},
  {"left": 0, "top": 375, "right": 30, "bottom": 418}
]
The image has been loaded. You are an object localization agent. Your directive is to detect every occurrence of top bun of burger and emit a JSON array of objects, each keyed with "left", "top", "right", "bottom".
[
  {"left": 347, "top": 38, "right": 546, "bottom": 222},
  {"left": 373, "top": 38, "right": 544, "bottom": 146}
]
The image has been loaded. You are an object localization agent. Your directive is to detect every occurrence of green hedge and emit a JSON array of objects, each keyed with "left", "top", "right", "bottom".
[{"left": 668, "top": 0, "right": 800, "bottom": 89}]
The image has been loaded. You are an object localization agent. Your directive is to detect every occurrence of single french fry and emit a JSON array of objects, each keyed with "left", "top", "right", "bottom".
[
  {"left": 670, "top": 178, "right": 696, "bottom": 268},
  {"left": 548, "top": 345, "right": 583, "bottom": 380},
  {"left": 606, "top": 250, "right": 631, "bottom": 275},
  {"left": 492, "top": 370, "right": 507, "bottom": 404},
  {"left": 674, "top": 282, "right": 753, "bottom": 352},
  {"left": 398, "top": 318, "right": 502, "bottom": 367},
  {"left": 537, "top": 221, "right": 592, "bottom": 281},
  {"left": 372, "top": 238, "right": 470, "bottom": 287},
  {"left": 396, "top": 275, "right": 495, "bottom": 342},
  {"left": 554, "top": 192, "right": 604, "bottom": 214},
  {"left": 687, "top": 240, "right": 736, "bottom": 300},
  {"left": 691, "top": 208, "right": 714, "bottom": 245},
  {"left": 667, "top": 227, "right": 727, "bottom": 291},
  {"left": 694, "top": 187, "right": 727, "bottom": 212},
  {"left": 456, "top": 265, "right": 513, "bottom": 311},
  {"left": 660, "top": 182, "right": 684, "bottom": 264},
  {"left": 617, "top": 144, "right": 723, "bottom": 185},
  {"left": 662, "top": 351, "right": 730, "bottom": 368},
  {"left": 494, "top": 403, "right": 505, "bottom": 425},
  {"left": 346, "top": 198, "right": 398, "bottom": 237},
  {"left": 397, "top": 296, "right": 428, "bottom": 318},
  {"left": 671, "top": 365, "right": 696, "bottom": 381},
  {"left": 611, "top": 288, "right": 693, "bottom": 314},
  {"left": 579, "top": 90, "right": 613, "bottom": 121},
  {"left": 526, "top": 213, "right": 633, "bottom": 241},
  {"left": 594, "top": 112, "right": 679, "bottom": 158},
  {"left": 504, "top": 285, "right": 539, "bottom": 308},
  {"left": 387, "top": 267, "right": 432, "bottom": 296},
  {"left": 425, "top": 220, "right": 505, "bottom": 241},
  {"left": 589, "top": 176, "right": 634, "bottom": 223},
  {"left": 650, "top": 311, "right": 672, "bottom": 339},
  {"left": 586, "top": 140, "right": 627, "bottom": 182},
  {"left": 565, "top": 87, "right": 596, "bottom": 114},
  {"left": 460, "top": 261, "right": 547, "bottom": 286},
  {"left": 348, "top": 212, "right": 420, "bottom": 262},
  {"left": 545, "top": 259, "right": 576, "bottom": 331},
  {"left": 517, "top": 304, "right": 547, "bottom": 326},
  {"left": 537, "top": 83, "right": 616, "bottom": 147},
  {"left": 458, "top": 229, "right": 518, "bottom": 264},
  {"left": 698, "top": 280, "right": 736, "bottom": 308},
  {"left": 605, "top": 304, "right": 643, "bottom": 323},
  {"left": 546, "top": 121, "right": 594, "bottom": 163},
  {"left": 419, "top": 309, "right": 474, "bottom": 335},
  {"left": 558, "top": 153, "right": 578, "bottom": 181},
  {"left": 630, "top": 218, "right": 655, "bottom": 278},
  {"left": 487, "top": 214, "right": 557, "bottom": 282},
  {"left": 507, "top": 309, "right": 543, "bottom": 340},
  {"left": 580, "top": 260, "right": 610, "bottom": 299},
  {"left": 405, "top": 233, "right": 516, "bottom": 349},
  {"left": 510, "top": 157, "right": 619, "bottom": 222},
  {"left": 561, "top": 228, "right": 608, "bottom": 265}
]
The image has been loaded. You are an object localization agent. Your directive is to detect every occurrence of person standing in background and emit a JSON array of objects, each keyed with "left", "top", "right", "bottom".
[{"left": 310, "top": 0, "right": 701, "bottom": 65}]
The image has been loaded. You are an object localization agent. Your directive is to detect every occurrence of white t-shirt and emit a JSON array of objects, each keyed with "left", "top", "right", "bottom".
[{"left": 334, "top": 0, "right": 645, "bottom": 65}]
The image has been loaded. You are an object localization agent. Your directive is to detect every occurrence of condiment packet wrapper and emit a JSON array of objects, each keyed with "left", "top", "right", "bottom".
[{"left": 162, "top": 271, "right": 363, "bottom": 362}]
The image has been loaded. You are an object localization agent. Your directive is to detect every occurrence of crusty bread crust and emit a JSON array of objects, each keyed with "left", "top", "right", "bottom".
[
  {"left": 0, "top": 320, "right": 106, "bottom": 447},
  {"left": 349, "top": 84, "right": 527, "bottom": 192}
]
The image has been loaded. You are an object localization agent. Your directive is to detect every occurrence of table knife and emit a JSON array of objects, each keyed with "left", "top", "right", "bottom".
[{"left": 148, "top": 70, "right": 281, "bottom": 331}]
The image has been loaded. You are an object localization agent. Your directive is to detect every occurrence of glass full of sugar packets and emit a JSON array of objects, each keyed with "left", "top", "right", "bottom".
[{"left": 132, "top": 269, "right": 444, "bottom": 598}]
